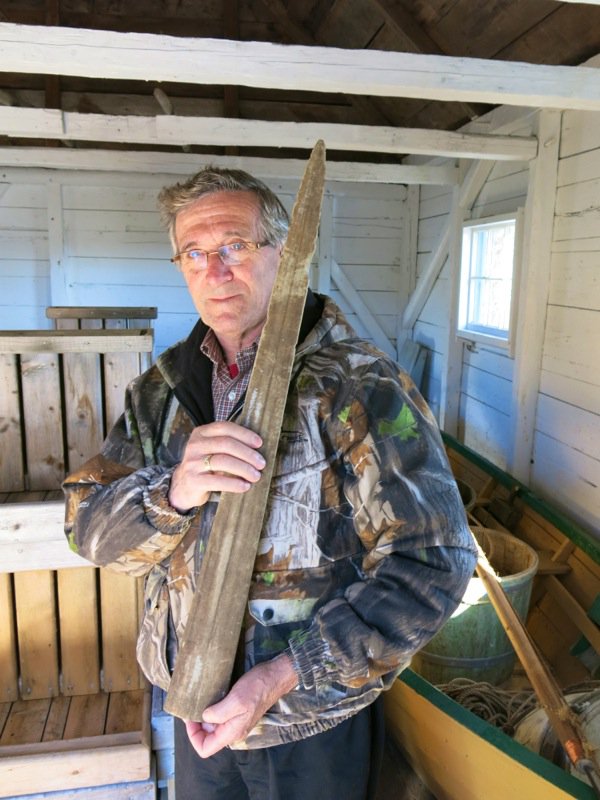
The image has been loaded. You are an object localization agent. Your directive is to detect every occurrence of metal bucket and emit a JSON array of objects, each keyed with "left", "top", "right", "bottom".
[{"left": 412, "top": 528, "right": 539, "bottom": 686}]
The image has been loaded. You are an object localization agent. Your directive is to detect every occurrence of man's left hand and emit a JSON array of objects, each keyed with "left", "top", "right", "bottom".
[{"left": 184, "top": 653, "right": 298, "bottom": 758}]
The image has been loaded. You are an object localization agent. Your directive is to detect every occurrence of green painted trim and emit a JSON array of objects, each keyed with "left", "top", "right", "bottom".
[
  {"left": 442, "top": 432, "right": 600, "bottom": 565},
  {"left": 399, "top": 669, "right": 597, "bottom": 799}
]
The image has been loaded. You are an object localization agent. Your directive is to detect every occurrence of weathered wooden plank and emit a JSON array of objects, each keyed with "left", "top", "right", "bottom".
[
  {"left": 0, "top": 499, "right": 88, "bottom": 572},
  {"left": 536, "top": 394, "right": 599, "bottom": 462},
  {"left": 509, "top": 110, "right": 561, "bottom": 482},
  {"left": 63, "top": 351, "right": 104, "bottom": 473},
  {"left": 0, "top": 574, "right": 18, "bottom": 702},
  {"left": 20, "top": 351, "right": 64, "bottom": 491},
  {"left": 13, "top": 571, "right": 59, "bottom": 699},
  {"left": 63, "top": 693, "right": 109, "bottom": 740},
  {"left": 0, "top": 330, "right": 154, "bottom": 354},
  {"left": 57, "top": 568, "right": 101, "bottom": 696},
  {"left": 532, "top": 433, "right": 599, "bottom": 536},
  {"left": 539, "top": 370, "right": 600, "bottom": 418},
  {"left": 0, "top": 741, "right": 151, "bottom": 796},
  {"left": 0, "top": 353, "right": 24, "bottom": 493},
  {"left": 549, "top": 251, "right": 600, "bottom": 312},
  {"left": 0, "top": 698, "right": 51, "bottom": 746},
  {"left": 103, "top": 351, "right": 145, "bottom": 429},
  {"left": 1, "top": 23, "right": 599, "bottom": 110},
  {"left": 0, "top": 146, "right": 459, "bottom": 185},
  {"left": 99, "top": 572, "right": 141, "bottom": 693},
  {"left": 0, "top": 106, "right": 538, "bottom": 160},
  {"left": 106, "top": 690, "right": 146, "bottom": 735},
  {"left": 560, "top": 109, "right": 600, "bottom": 158},
  {"left": 42, "top": 696, "right": 70, "bottom": 742},
  {"left": 9, "top": 777, "right": 156, "bottom": 800},
  {"left": 47, "top": 306, "right": 158, "bottom": 322},
  {"left": 542, "top": 305, "right": 600, "bottom": 383},
  {"left": 331, "top": 260, "right": 395, "bottom": 357}
]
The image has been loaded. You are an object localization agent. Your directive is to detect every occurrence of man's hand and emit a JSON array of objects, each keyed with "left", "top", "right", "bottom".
[
  {"left": 184, "top": 654, "right": 298, "bottom": 758},
  {"left": 169, "top": 421, "right": 266, "bottom": 512}
]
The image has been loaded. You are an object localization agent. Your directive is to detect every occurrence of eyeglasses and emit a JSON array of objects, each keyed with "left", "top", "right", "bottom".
[{"left": 171, "top": 240, "right": 272, "bottom": 272}]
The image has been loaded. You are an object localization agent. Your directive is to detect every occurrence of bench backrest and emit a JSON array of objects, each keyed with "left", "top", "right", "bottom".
[
  {"left": 47, "top": 305, "right": 158, "bottom": 330},
  {"left": 0, "top": 329, "right": 153, "bottom": 493}
]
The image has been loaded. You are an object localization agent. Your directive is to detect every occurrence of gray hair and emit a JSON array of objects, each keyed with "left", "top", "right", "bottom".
[{"left": 158, "top": 166, "right": 289, "bottom": 250}]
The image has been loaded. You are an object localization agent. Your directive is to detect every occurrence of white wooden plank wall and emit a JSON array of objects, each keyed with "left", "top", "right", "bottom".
[
  {"left": 458, "top": 154, "right": 529, "bottom": 467},
  {"left": 0, "top": 168, "right": 406, "bottom": 359},
  {"left": 0, "top": 181, "right": 51, "bottom": 328},
  {"left": 413, "top": 133, "right": 530, "bottom": 465},
  {"left": 412, "top": 183, "right": 452, "bottom": 419},
  {"left": 533, "top": 109, "right": 600, "bottom": 533},
  {"left": 324, "top": 183, "right": 407, "bottom": 349}
]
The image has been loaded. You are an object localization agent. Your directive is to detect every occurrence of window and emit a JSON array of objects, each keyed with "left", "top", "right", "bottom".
[{"left": 458, "top": 212, "right": 521, "bottom": 352}]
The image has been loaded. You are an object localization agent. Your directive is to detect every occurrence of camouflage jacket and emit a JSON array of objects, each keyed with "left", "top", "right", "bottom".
[{"left": 63, "top": 295, "right": 477, "bottom": 749}]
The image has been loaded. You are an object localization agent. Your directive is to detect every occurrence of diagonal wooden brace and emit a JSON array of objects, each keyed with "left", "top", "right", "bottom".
[{"left": 164, "top": 140, "right": 326, "bottom": 721}]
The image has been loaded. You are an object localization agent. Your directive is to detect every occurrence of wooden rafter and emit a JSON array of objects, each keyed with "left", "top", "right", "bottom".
[
  {"left": 369, "top": 0, "right": 486, "bottom": 122},
  {"left": 0, "top": 146, "right": 457, "bottom": 185},
  {"left": 254, "top": 0, "right": 394, "bottom": 127},
  {"left": 0, "top": 106, "right": 537, "bottom": 160},
  {"left": 1, "top": 24, "right": 599, "bottom": 111}
]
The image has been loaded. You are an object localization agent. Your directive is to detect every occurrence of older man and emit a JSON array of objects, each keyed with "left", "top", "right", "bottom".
[{"left": 64, "top": 166, "right": 477, "bottom": 800}]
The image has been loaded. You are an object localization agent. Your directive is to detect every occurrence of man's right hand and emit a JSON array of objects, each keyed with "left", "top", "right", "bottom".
[{"left": 168, "top": 421, "right": 266, "bottom": 512}]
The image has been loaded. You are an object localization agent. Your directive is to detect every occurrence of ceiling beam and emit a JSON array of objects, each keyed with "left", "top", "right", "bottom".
[
  {"left": 369, "top": 0, "right": 485, "bottom": 121},
  {"left": 0, "top": 107, "right": 537, "bottom": 161},
  {"left": 0, "top": 147, "right": 458, "bottom": 185},
  {"left": 1, "top": 23, "right": 599, "bottom": 111},
  {"left": 254, "top": 0, "right": 395, "bottom": 126}
]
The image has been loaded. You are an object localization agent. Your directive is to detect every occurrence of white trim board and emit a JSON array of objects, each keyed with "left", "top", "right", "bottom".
[
  {"left": 0, "top": 148, "right": 458, "bottom": 186},
  {"left": 0, "top": 107, "right": 537, "bottom": 162},
  {"left": 1, "top": 24, "right": 600, "bottom": 111}
]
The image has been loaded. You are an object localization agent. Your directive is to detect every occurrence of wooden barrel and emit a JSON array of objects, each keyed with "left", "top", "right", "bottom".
[{"left": 412, "top": 528, "right": 539, "bottom": 686}]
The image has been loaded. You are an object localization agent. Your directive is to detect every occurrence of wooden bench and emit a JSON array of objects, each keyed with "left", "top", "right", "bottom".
[{"left": 0, "top": 329, "right": 157, "bottom": 799}]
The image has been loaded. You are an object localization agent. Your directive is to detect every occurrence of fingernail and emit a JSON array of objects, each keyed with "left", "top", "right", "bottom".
[{"left": 256, "top": 454, "right": 266, "bottom": 467}]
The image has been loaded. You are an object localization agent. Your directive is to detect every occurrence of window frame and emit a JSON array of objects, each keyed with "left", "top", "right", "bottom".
[{"left": 457, "top": 210, "right": 523, "bottom": 356}]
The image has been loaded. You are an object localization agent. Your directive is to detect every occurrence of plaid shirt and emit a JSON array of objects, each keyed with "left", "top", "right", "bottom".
[{"left": 200, "top": 329, "right": 258, "bottom": 421}]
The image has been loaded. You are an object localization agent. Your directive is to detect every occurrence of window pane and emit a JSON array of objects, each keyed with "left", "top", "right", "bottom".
[{"left": 460, "top": 219, "right": 516, "bottom": 339}]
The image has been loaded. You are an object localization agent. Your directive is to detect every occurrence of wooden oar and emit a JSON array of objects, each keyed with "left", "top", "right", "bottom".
[
  {"left": 164, "top": 140, "right": 326, "bottom": 721},
  {"left": 473, "top": 534, "right": 600, "bottom": 795}
]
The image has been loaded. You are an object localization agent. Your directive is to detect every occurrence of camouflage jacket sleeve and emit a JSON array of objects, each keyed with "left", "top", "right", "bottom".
[
  {"left": 286, "top": 357, "right": 478, "bottom": 690},
  {"left": 63, "top": 382, "right": 198, "bottom": 578}
]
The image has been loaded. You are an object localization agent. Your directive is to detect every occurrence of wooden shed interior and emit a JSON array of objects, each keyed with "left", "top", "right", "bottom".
[{"left": 0, "top": 2, "right": 599, "bottom": 799}]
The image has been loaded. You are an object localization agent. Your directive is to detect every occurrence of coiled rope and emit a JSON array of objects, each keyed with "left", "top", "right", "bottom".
[
  {"left": 437, "top": 678, "right": 541, "bottom": 735},
  {"left": 437, "top": 678, "right": 600, "bottom": 736}
]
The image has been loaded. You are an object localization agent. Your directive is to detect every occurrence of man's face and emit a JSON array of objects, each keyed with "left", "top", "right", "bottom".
[{"left": 174, "top": 191, "right": 282, "bottom": 359}]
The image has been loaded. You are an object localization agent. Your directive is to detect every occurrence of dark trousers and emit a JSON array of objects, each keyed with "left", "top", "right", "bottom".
[{"left": 174, "top": 697, "right": 385, "bottom": 800}]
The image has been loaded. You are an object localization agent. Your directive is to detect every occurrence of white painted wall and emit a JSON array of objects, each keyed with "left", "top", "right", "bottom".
[
  {"left": 412, "top": 110, "right": 599, "bottom": 535},
  {"left": 0, "top": 164, "right": 407, "bottom": 359},
  {"left": 532, "top": 110, "right": 600, "bottom": 533},
  {"left": 0, "top": 180, "right": 50, "bottom": 328}
]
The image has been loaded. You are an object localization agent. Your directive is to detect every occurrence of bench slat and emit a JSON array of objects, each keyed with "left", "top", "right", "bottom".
[
  {"left": 63, "top": 694, "right": 109, "bottom": 740},
  {"left": 58, "top": 568, "right": 101, "bottom": 696},
  {"left": 64, "top": 351, "right": 104, "bottom": 473},
  {"left": 14, "top": 571, "right": 60, "bottom": 699},
  {"left": 0, "top": 330, "right": 154, "bottom": 354},
  {"left": 0, "top": 353, "right": 24, "bottom": 492},
  {"left": 21, "top": 352, "right": 65, "bottom": 491},
  {"left": 100, "top": 571, "right": 143, "bottom": 693},
  {"left": 0, "top": 575, "right": 18, "bottom": 702}
]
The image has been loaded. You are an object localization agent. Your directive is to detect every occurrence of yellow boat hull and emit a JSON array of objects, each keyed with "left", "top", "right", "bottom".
[{"left": 385, "top": 670, "right": 595, "bottom": 800}]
